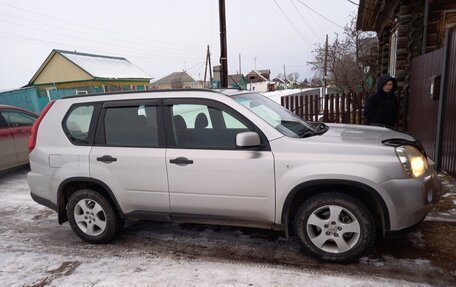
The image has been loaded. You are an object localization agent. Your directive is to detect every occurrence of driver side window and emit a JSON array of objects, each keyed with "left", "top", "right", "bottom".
[{"left": 171, "top": 103, "right": 252, "bottom": 149}]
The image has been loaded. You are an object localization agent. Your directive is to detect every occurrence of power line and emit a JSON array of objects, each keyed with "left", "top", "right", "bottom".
[
  {"left": 0, "top": 18, "right": 203, "bottom": 59},
  {"left": 272, "top": 0, "right": 314, "bottom": 47},
  {"left": 0, "top": 11, "right": 202, "bottom": 54},
  {"left": 0, "top": 3, "right": 202, "bottom": 49},
  {"left": 0, "top": 30, "right": 203, "bottom": 61},
  {"left": 289, "top": 0, "right": 320, "bottom": 39},
  {"left": 346, "top": 0, "right": 359, "bottom": 6},
  {"left": 295, "top": 0, "right": 344, "bottom": 29}
]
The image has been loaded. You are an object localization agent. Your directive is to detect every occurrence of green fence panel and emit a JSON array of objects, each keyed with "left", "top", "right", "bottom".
[{"left": 0, "top": 87, "right": 41, "bottom": 113}]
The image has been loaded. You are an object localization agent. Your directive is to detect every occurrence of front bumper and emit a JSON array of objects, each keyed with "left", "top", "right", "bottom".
[{"left": 379, "top": 170, "right": 442, "bottom": 231}]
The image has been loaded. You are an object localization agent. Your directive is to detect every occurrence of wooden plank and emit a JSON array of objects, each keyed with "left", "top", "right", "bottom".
[
  {"left": 305, "top": 96, "right": 310, "bottom": 121},
  {"left": 335, "top": 94, "right": 340, "bottom": 123}
]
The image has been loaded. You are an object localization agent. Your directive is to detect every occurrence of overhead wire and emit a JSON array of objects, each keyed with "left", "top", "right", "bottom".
[
  {"left": 289, "top": 0, "right": 320, "bottom": 39},
  {"left": 0, "top": 31, "right": 203, "bottom": 61},
  {"left": 0, "top": 11, "right": 202, "bottom": 54},
  {"left": 0, "top": 2, "right": 202, "bottom": 48},
  {"left": 272, "top": 0, "right": 314, "bottom": 47},
  {"left": 295, "top": 0, "right": 344, "bottom": 29},
  {"left": 0, "top": 18, "right": 203, "bottom": 58}
]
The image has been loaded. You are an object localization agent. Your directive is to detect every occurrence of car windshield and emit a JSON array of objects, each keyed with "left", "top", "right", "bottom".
[{"left": 232, "top": 93, "right": 328, "bottom": 138}]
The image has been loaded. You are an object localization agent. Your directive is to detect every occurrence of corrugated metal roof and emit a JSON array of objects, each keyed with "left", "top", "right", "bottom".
[{"left": 57, "top": 50, "right": 151, "bottom": 79}]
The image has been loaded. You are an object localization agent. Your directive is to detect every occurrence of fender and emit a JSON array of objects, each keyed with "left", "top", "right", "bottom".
[
  {"left": 281, "top": 179, "right": 390, "bottom": 234},
  {"left": 57, "top": 177, "right": 125, "bottom": 224}
]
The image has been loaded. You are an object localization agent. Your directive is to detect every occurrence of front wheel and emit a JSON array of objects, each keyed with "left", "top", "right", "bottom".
[
  {"left": 67, "top": 189, "right": 121, "bottom": 244},
  {"left": 294, "top": 192, "right": 375, "bottom": 262}
]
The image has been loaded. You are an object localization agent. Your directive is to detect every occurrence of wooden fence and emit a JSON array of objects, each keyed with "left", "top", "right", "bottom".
[{"left": 281, "top": 92, "right": 369, "bottom": 124}]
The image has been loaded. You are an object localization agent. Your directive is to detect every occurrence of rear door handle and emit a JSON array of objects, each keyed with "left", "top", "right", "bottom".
[
  {"left": 97, "top": 155, "right": 117, "bottom": 163},
  {"left": 170, "top": 157, "right": 193, "bottom": 166}
]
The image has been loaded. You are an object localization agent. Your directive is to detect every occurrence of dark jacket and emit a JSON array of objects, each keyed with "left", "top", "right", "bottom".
[{"left": 364, "top": 75, "right": 399, "bottom": 127}]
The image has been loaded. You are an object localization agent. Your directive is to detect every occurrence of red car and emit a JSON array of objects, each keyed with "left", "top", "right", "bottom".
[{"left": 0, "top": 105, "right": 38, "bottom": 172}]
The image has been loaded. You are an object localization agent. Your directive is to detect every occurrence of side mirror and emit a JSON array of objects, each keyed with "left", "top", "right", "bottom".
[{"left": 236, "top": 131, "right": 261, "bottom": 148}]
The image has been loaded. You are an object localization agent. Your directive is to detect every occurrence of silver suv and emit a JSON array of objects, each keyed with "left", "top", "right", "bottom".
[{"left": 28, "top": 89, "right": 442, "bottom": 262}]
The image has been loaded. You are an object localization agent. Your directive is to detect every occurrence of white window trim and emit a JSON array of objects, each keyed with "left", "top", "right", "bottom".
[{"left": 389, "top": 27, "right": 398, "bottom": 77}]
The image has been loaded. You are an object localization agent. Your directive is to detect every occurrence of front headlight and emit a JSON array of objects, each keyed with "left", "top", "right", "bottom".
[{"left": 395, "top": 145, "right": 429, "bottom": 178}]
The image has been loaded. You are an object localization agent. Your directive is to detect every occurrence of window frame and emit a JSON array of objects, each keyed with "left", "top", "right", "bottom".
[
  {"left": 0, "top": 108, "right": 38, "bottom": 128},
  {"left": 94, "top": 99, "right": 166, "bottom": 148},
  {"left": 163, "top": 98, "right": 270, "bottom": 151},
  {"left": 0, "top": 111, "right": 9, "bottom": 129},
  {"left": 62, "top": 102, "right": 102, "bottom": 146}
]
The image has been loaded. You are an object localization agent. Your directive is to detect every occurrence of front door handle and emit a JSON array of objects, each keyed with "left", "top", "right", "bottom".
[
  {"left": 170, "top": 157, "right": 193, "bottom": 166},
  {"left": 97, "top": 155, "right": 117, "bottom": 163}
]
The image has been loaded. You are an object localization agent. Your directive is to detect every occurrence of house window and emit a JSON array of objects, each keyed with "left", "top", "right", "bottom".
[
  {"left": 76, "top": 90, "right": 88, "bottom": 95},
  {"left": 389, "top": 27, "right": 398, "bottom": 77}
]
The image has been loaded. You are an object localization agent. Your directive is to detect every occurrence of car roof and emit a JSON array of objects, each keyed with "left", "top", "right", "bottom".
[{"left": 61, "top": 88, "right": 255, "bottom": 101}]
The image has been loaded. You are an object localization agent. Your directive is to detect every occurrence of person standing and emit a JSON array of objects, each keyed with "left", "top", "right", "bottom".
[{"left": 364, "top": 75, "right": 399, "bottom": 127}]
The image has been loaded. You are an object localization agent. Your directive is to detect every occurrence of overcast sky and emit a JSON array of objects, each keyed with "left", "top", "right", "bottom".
[{"left": 0, "top": 0, "right": 358, "bottom": 89}]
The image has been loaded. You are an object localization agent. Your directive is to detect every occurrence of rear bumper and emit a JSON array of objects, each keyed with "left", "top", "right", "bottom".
[
  {"left": 27, "top": 171, "right": 56, "bottom": 209},
  {"left": 30, "top": 192, "right": 57, "bottom": 212},
  {"left": 380, "top": 170, "right": 442, "bottom": 231}
]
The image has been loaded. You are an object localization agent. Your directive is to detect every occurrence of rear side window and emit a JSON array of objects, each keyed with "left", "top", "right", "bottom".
[
  {"left": 104, "top": 105, "right": 159, "bottom": 147},
  {"left": 63, "top": 104, "right": 97, "bottom": 144},
  {"left": 1, "top": 110, "right": 37, "bottom": 127}
]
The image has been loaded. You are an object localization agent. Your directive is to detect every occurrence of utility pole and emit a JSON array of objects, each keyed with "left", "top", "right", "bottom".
[
  {"left": 219, "top": 0, "right": 228, "bottom": 88},
  {"left": 204, "top": 45, "right": 213, "bottom": 88},
  {"left": 323, "top": 34, "right": 328, "bottom": 96},
  {"left": 283, "top": 64, "right": 287, "bottom": 89},
  {"left": 254, "top": 57, "right": 258, "bottom": 70},
  {"left": 239, "top": 53, "right": 242, "bottom": 75}
]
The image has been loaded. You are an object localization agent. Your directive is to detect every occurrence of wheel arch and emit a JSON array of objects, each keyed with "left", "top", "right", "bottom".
[
  {"left": 57, "top": 177, "right": 124, "bottom": 224},
  {"left": 281, "top": 179, "right": 390, "bottom": 237}
]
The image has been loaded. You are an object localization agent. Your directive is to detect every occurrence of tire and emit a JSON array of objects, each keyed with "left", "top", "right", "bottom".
[
  {"left": 294, "top": 192, "right": 375, "bottom": 262},
  {"left": 67, "top": 189, "right": 122, "bottom": 244}
]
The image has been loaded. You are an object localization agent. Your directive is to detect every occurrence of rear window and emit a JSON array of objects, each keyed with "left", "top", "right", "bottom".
[{"left": 63, "top": 104, "right": 96, "bottom": 144}]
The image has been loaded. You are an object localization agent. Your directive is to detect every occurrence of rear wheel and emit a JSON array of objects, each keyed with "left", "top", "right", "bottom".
[
  {"left": 67, "top": 189, "right": 121, "bottom": 243},
  {"left": 294, "top": 192, "right": 375, "bottom": 262}
]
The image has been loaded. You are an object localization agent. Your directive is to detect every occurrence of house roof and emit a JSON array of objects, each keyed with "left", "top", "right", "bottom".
[
  {"left": 228, "top": 74, "right": 246, "bottom": 86},
  {"left": 245, "top": 70, "right": 269, "bottom": 82},
  {"left": 29, "top": 49, "right": 151, "bottom": 85},
  {"left": 357, "top": 0, "right": 399, "bottom": 33},
  {"left": 151, "top": 71, "right": 198, "bottom": 85},
  {"left": 272, "top": 78, "right": 285, "bottom": 84}
]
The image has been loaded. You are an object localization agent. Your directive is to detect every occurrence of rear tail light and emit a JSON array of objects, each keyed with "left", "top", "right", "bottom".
[{"left": 28, "top": 100, "right": 55, "bottom": 153}]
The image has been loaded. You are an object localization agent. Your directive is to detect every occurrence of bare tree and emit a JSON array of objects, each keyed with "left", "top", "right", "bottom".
[
  {"left": 287, "top": 72, "right": 300, "bottom": 82},
  {"left": 308, "top": 15, "right": 378, "bottom": 93}
]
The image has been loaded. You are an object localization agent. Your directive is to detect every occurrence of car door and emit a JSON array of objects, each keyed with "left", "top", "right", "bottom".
[
  {"left": 0, "top": 113, "right": 16, "bottom": 170},
  {"left": 0, "top": 109, "right": 37, "bottom": 165},
  {"left": 164, "top": 98, "right": 275, "bottom": 223},
  {"left": 89, "top": 100, "right": 170, "bottom": 215}
]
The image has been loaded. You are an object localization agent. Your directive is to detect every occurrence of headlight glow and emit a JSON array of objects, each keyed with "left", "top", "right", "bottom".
[{"left": 395, "top": 145, "right": 428, "bottom": 178}]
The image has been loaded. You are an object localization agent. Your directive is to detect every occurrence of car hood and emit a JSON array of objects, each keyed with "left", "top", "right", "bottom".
[{"left": 308, "top": 123, "right": 415, "bottom": 146}]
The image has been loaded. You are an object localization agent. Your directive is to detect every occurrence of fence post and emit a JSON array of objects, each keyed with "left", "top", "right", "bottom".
[
  {"left": 335, "top": 94, "right": 340, "bottom": 123},
  {"left": 305, "top": 96, "right": 309, "bottom": 120}
]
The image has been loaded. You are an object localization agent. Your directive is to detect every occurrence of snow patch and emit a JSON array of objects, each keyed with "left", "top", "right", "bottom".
[{"left": 0, "top": 251, "right": 432, "bottom": 287}]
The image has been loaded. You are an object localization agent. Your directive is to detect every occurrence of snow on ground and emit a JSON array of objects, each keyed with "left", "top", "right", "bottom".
[{"left": 0, "top": 251, "right": 430, "bottom": 287}]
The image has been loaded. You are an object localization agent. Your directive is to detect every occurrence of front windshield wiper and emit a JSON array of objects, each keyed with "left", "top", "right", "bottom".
[
  {"left": 298, "top": 123, "right": 329, "bottom": 138},
  {"left": 298, "top": 129, "right": 317, "bottom": 138},
  {"left": 313, "top": 122, "right": 329, "bottom": 133}
]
